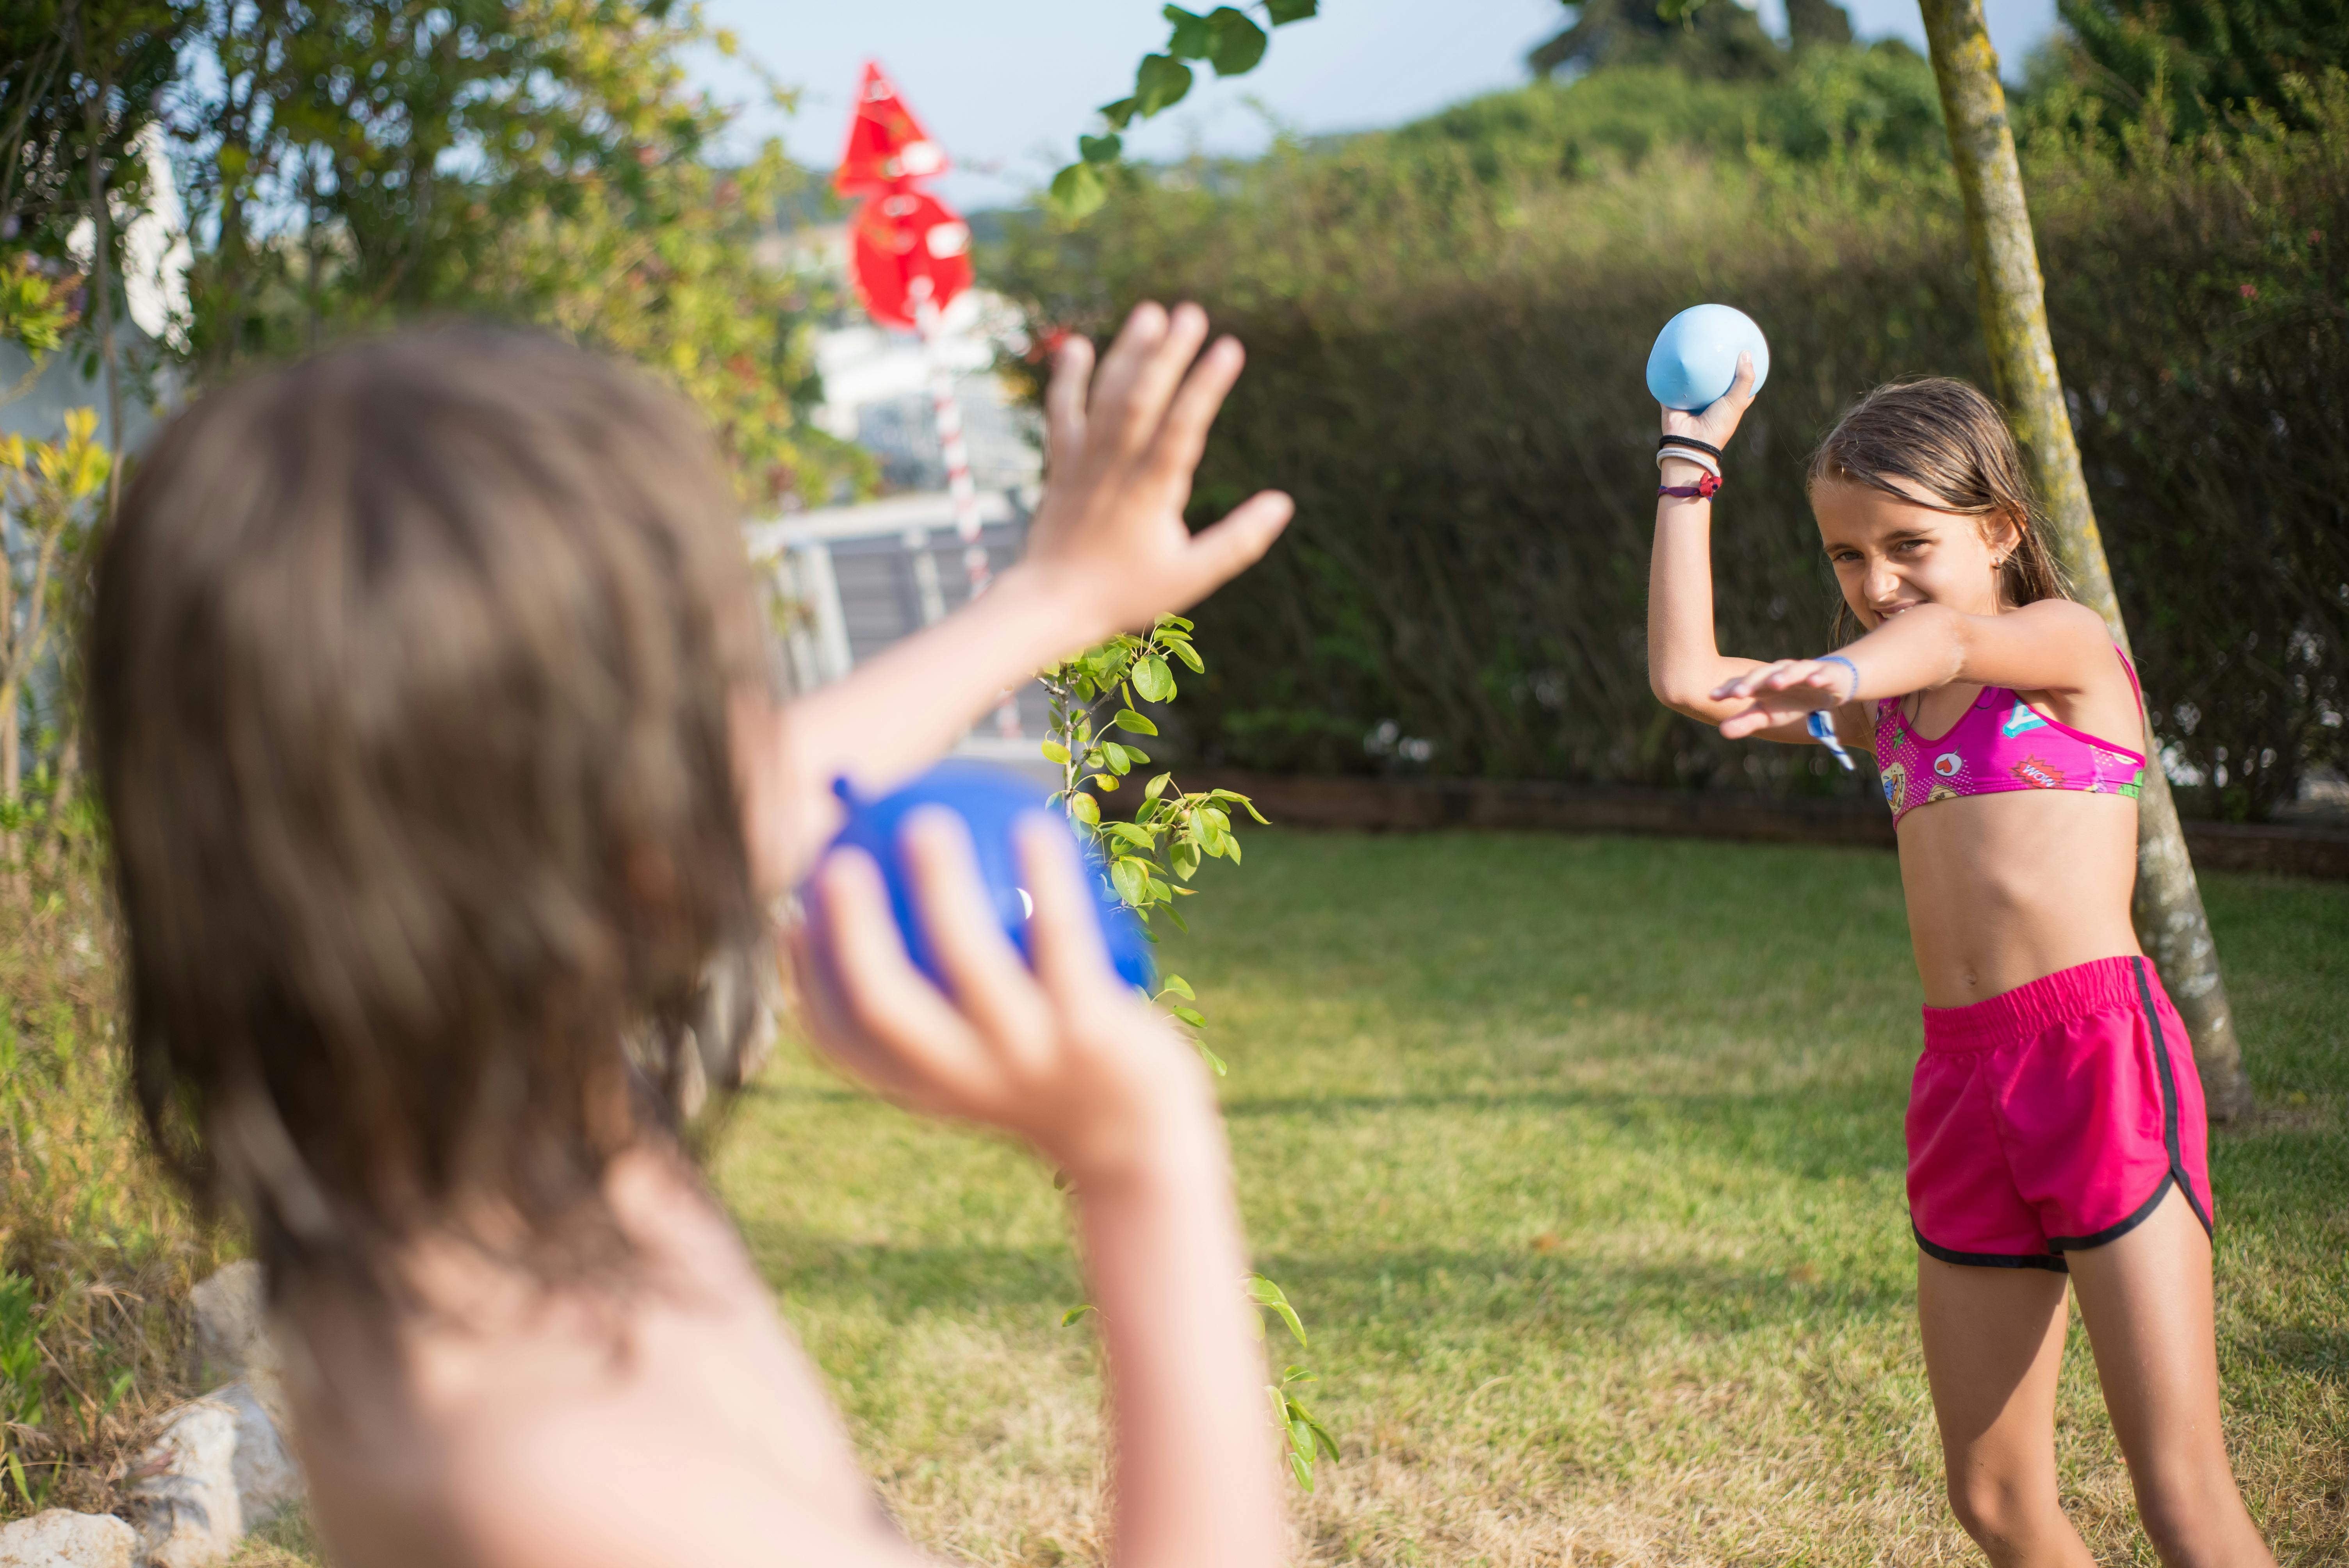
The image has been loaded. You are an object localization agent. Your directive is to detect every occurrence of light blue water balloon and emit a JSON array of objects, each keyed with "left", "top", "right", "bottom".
[{"left": 1646, "top": 304, "right": 1770, "bottom": 412}]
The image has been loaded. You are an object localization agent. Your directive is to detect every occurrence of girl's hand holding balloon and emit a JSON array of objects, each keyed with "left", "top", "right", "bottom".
[{"left": 1660, "top": 351, "right": 1760, "bottom": 455}]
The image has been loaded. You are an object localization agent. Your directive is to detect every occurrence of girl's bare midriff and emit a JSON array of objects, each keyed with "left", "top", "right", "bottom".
[{"left": 1895, "top": 786, "right": 2142, "bottom": 1007}]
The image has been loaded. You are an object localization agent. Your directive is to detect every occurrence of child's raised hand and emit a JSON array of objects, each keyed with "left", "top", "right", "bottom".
[
  {"left": 1024, "top": 302, "right": 1295, "bottom": 642},
  {"left": 791, "top": 809, "right": 1213, "bottom": 1187},
  {"left": 1660, "top": 351, "right": 1759, "bottom": 453},
  {"left": 1711, "top": 657, "right": 1855, "bottom": 739}
]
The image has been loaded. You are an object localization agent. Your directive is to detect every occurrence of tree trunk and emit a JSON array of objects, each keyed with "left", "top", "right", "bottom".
[{"left": 1918, "top": 0, "right": 2255, "bottom": 1119}]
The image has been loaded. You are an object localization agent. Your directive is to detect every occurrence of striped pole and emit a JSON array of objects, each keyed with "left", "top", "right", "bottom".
[{"left": 913, "top": 278, "right": 1022, "bottom": 738}]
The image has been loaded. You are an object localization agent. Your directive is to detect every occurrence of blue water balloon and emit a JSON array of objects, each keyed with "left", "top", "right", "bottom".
[
  {"left": 818, "top": 761, "right": 1155, "bottom": 993},
  {"left": 1646, "top": 304, "right": 1770, "bottom": 412}
]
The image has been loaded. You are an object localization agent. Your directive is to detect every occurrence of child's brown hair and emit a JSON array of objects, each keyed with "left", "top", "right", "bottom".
[
  {"left": 89, "top": 327, "right": 767, "bottom": 1293},
  {"left": 1808, "top": 377, "right": 2069, "bottom": 643}
]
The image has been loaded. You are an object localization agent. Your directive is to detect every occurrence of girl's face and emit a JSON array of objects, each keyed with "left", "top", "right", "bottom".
[{"left": 1810, "top": 478, "right": 2020, "bottom": 633}]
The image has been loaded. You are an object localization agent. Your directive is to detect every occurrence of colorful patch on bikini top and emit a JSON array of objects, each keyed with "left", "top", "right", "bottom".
[
  {"left": 1880, "top": 760, "right": 1909, "bottom": 808},
  {"left": 2010, "top": 755, "right": 2064, "bottom": 789},
  {"left": 2001, "top": 699, "right": 2049, "bottom": 739},
  {"left": 1933, "top": 751, "right": 1964, "bottom": 778}
]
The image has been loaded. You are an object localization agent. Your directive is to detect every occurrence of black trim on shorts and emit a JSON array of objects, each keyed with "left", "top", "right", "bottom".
[
  {"left": 2048, "top": 1171, "right": 2174, "bottom": 1252},
  {"left": 2134, "top": 957, "right": 2214, "bottom": 1236},
  {"left": 1912, "top": 1222, "right": 2068, "bottom": 1273}
]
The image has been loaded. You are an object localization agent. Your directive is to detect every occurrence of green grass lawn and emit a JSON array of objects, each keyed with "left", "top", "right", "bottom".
[
  {"left": 718, "top": 830, "right": 2347, "bottom": 1568},
  {"left": 235, "top": 829, "right": 2347, "bottom": 1566}
]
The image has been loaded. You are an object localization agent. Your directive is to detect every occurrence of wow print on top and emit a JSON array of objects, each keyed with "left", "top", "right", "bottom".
[{"left": 1870, "top": 649, "right": 2148, "bottom": 826}]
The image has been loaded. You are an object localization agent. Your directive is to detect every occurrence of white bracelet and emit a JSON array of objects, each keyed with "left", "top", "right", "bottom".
[{"left": 1656, "top": 445, "right": 1721, "bottom": 479}]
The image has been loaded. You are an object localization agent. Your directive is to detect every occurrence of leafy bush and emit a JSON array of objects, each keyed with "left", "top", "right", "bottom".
[{"left": 994, "top": 66, "right": 2349, "bottom": 820}]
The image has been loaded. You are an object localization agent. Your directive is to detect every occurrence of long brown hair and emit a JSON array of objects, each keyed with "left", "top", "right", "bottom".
[
  {"left": 1807, "top": 377, "right": 2069, "bottom": 644},
  {"left": 89, "top": 327, "right": 768, "bottom": 1296}
]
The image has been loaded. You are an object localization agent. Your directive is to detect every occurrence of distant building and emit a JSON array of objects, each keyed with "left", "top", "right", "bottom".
[{"left": 754, "top": 220, "right": 1048, "bottom": 750}]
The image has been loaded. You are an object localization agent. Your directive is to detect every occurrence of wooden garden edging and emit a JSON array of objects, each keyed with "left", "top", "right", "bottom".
[{"left": 1174, "top": 770, "right": 2349, "bottom": 881}]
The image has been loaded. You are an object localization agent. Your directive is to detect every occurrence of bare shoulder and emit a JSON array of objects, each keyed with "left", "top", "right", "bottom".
[{"left": 294, "top": 1149, "right": 925, "bottom": 1568}]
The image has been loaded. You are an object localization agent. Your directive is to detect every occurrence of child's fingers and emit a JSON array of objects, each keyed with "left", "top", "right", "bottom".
[
  {"left": 805, "top": 848, "right": 997, "bottom": 1109},
  {"left": 1143, "top": 335, "right": 1245, "bottom": 488},
  {"left": 786, "top": 918, "right": 924, "bottom": 1101},
  {"left": 898, "top": 808, "right": 1056, "bottom": 1070},
  {"left": 1104, "top": 303, "right": 1211, "bottom": 456},
  {"left": 1044, "top": 335, "right": 1096, "bottom": 477},
  {"left": 1014, "top": 816, "right": 1119, "bottom": 1007},
  {"left": 1084, "top": 301, "right": 1172, "bottom": 433},
  {"left": 1163, "top": 490, "right": 1294, "bottom": 609}
]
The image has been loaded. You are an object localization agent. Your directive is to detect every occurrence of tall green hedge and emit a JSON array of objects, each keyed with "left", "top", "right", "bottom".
[{"left": 996, "top": 66, "right": 2349, "bottom": 821}]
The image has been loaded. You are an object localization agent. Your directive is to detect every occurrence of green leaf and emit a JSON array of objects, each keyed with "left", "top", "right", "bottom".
[
  {"left": 1206, "top": 7, "right": 1269, "bottom": 75},
  {"left": 1197, "top": 1041, "right": 1227, "bottom": 1075},
  {"left": 1163, "top": 904, "right": 1190, "bottom": 933},
  {"left": 1068, "top": 792, "right": 1101, "bottom": 826},
  {"left": 1120, "top": 743, "right": 1150, "bottom": 765},
  {"left": 1061, "top": 1304, "right": 1097, "bottom": 1327},
  {"left": 1168, "top": 638, "right": 1205, "bottom": 674},
  {"left": 1091, "top": 772, "right": 1120, "bottom": 791},
  {"left": 1266, "top": 0, "right": 1317, "bottom": 21},
  {"left": 1110, "top": 857, "right": 1151, "bottom": 907},
  {"left": 1171, "top": 841, "right": 1201, "bottom": 881},
  {"left": 1162, "top": 5, "right": 1216, "bottom": 59},
  {"left": 1108, "top": 821, "right": 1157, "bottom": 848},
  {"left": 1100, "top": 741, "right": 1131, "bottom": 775},
  {"left": 1215, "top": 790, "right": 1271, "bottom": 824},
  {"left": 1247, "top": 1276, "right": 1308, "bottom": 1346},
  {"left": 1134, "top": 53, "right": 1194, "bottom": 117},
  {"left": 1132, "top": 655, "right": 1176, "bottom": 703},
  {"left": 1099, "top": 96, "right": 1140, "bottom": 130},
  {"left": 1289, "top": 1449, "right": 1315, "bottom": 1490},
  {"left": 1171, "top": 1005, "right": 1207, "bottom": 1028},
  {"left": 1144, "top": 772, "right": 1172, "bottom": 802},
  {"left": 1112, "top": 709, "right": 1159, "bottom": 736},
  {"left": 1160, "top": 973, "right": 1195, "bottom": 999},
  {"left": 1146, "top": 876, "right": 1173, "bottom": 901},
  {"left": 1079, "top": 132, "right": 1123, "bottom": 166},
  {"left": 1048, "top": 161, "right": 1107, "bottom": 220},
  {"left": 1040, "top": 740, "right": 1070, "bottom": 764}
]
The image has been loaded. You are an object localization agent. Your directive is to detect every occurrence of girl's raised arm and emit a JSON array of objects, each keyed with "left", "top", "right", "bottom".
[{"left": 1644, "top": 357, "right": 1836, "bottom": 745}]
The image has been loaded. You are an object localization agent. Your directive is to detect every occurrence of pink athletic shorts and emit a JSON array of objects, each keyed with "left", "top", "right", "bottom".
[{"left": 1908, "top": 955, "right": 2213, "bottom": 1271}]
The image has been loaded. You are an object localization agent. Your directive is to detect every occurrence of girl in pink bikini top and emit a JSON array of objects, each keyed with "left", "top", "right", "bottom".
[{"left": 1870, "top": 649, "right": 2149, "bottom": 824}]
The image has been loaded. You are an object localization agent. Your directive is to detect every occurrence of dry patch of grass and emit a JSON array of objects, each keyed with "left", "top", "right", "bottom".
[{"left": 1, "top": 862, "right": 237, "bottom": 1521}]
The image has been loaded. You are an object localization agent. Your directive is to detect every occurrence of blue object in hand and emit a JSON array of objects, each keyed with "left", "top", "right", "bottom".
[
  {"left": 821, "top": 761, "right": 1155, "bottom": 992},
  {"left": 1646, "top": 304, "right": 1771, "bottom": 412}
]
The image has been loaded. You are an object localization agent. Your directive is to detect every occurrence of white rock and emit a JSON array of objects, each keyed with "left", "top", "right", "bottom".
[
  {"left": 127, "top": 1400, "right": 242, "bottom": 1568},
  {"left": 210, "top": 1379, "right": 301, "bottom": 1525},
  {"left": 0, "top": 1510, "right": 137, "bottom": 1568}
]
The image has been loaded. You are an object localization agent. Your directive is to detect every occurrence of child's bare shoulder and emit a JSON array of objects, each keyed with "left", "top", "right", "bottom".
[{"left": 293, "top": 1152, "right": 916, "bottom": 1568}]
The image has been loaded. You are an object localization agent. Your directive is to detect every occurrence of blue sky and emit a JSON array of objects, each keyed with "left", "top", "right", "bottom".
[{"left": 694, "top": 0, "right": 2063, "bottom": 212}]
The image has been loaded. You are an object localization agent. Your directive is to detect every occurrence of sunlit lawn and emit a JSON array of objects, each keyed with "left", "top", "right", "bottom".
[{"left": 241, "top": 829, "right": 2349, "bottom": 1566}]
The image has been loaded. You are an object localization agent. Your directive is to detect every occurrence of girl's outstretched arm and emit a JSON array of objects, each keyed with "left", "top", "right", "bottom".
[
  {"left": 743, "top": 303, "right": 1293, "bottom": 895},
  {"left": 1708, "top": 597, "right": 2119, "bottom": 740},
  {"left": 1644, "top": 357, "right": 1835, "bottom": 744},
  {"left": 793, "top": 813, "right": 1283, "bottom": 1568}
]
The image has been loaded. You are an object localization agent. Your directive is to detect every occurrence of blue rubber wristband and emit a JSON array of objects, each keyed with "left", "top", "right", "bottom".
[{"left": 1816, "top": 653, "right": 1861, "bottom": 703}]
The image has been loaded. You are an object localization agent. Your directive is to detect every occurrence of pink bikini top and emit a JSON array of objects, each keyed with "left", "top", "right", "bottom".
[{"left": 1871, "top": 649, "right": 2148, "bottom": 825}]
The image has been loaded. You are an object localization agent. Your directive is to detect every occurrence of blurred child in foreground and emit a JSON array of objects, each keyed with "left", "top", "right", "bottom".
[{"left": 89, "top": 306, "right": 1292, "bottom": 1568}]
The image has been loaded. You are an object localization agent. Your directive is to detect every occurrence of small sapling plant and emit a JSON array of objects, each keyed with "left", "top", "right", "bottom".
[{"left": 1040, "top": 615, "right": 1337, "bottom": 1488}]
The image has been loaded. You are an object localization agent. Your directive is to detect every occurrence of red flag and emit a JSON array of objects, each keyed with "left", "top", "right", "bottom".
[
  {"left": 834, "top": 61, "right": 948, "bottom": 196},
  {"left": 849, "top": 189, "right": 972, "bottom": 330}
]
